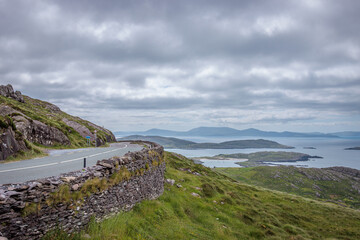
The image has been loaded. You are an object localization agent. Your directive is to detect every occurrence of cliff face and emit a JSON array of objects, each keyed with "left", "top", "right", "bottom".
[{"left": 0, "top": 84, "right": 116, "bottom": 161}]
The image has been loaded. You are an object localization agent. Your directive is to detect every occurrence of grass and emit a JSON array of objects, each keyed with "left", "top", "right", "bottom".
[
  {"left": 214, "top": 165, "right": 360, "bottom": 209},
  {"left": 3, "top": 140, "right": 47, "bottom": 163},
  {"left": 0, "top": 94, "right": 115, "bottom": 161},
  {"left": 44, "top": 152, "right": 360, "bottom": 239}
]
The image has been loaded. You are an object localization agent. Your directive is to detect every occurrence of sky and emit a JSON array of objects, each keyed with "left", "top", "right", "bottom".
[{"left": 0, "top": 0, "right": 360, "bottom": 133}]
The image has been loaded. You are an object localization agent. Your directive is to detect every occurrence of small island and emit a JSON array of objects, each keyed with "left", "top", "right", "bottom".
[
  {"left": 345, "top": 147, "right": 360, "bottom": 150},
  {"left": 195, "top": 151, "right": 322, "bottom": 167},
  {"left": 303, "top": 147, "right": 316, "bottom": 149}
]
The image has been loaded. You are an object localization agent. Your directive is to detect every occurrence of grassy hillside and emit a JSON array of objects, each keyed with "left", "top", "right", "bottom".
[
  {"left": 215, "top": 166, "right": 360, "bottom": 209},
  {"left": 120, "top": 135, "right": 293, "bottom": 149},
  {"left": 0, "top": 93, "right": 115, "bottom": 160},
  {"left": 46, "top": 152, "right": 360, "bottom": 239}
]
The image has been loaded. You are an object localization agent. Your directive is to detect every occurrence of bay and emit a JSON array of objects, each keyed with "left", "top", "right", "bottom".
[{"left": 165, "top": 136, "right": 360, "bottom": 170}]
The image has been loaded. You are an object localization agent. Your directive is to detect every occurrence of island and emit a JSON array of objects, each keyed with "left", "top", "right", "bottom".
[
  {"left": 345, "top": 147, "right": 360, "bottom": 150},
  {"left": 120, "top": 135, "right": 294, "bottom": 149},
  {"left": 194, "top": 151, "right": 322, "bottom": 167}
]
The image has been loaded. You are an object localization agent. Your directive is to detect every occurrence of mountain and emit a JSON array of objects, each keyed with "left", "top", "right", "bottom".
[
  {"left": 120, "top": 135, "right": 293, "bottom": 149},
  {"left": 0, "top": 84, "right": 115, "bottom": 161},
  {"left": 115, "top": 126, "right": 339, "bottom": 138},
  {"left": 119, "top": 135, "right": 196, "bottom": 148},
  {"left": 332, "top": 131, "right": 360, "bottom": 138},
  {"left": 48, "top": 152, "right": 360, "bottom": 239}
]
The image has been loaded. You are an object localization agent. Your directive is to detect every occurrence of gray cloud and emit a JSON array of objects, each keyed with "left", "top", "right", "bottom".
[{"left": 0, "top": 0, "right": 359, "bottom": 132}]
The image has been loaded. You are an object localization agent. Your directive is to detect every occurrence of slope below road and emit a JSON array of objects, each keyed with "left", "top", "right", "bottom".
[{"left": 0, "top": 142, "right": 143, "bottom": 185}]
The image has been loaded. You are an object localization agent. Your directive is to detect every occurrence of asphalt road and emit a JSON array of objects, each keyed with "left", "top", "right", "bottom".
[{"left": 0, "top": 142, "right": 143, "bottom": 185}]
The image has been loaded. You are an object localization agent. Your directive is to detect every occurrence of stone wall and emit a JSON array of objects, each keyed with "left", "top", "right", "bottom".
[{"left": 0, "top": 141, "right": 165, "bottom": 240}]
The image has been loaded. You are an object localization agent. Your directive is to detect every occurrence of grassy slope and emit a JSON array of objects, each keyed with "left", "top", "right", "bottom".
[
  {"left": 0, "top": 95, "right": 114, "bottom": 159},
  {"left": 215, "top": 166, "right": 360, "bottom": 209},
  {"left": 46, "top": 152, "right": 360, "bottom": 240}
]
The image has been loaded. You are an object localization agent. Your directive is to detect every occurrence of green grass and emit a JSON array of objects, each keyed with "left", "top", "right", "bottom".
[
  {"left": 215, "top": 166, "right": 360, "bottom": 209},
  {"left": 44, "top": 152, "right": 360, "bottom": 239},
  {"left": 0, "top": 94, "right": 115, "bottom": 160}
]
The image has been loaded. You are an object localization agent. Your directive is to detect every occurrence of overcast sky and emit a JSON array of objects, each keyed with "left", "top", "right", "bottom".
[{"left": 1, "top": 0, "right": 360, "bottom": 132}]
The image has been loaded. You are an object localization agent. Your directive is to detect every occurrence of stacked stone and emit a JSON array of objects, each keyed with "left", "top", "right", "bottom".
[{"left": 0, "top": 141, "right": 165, "bottom": 240}]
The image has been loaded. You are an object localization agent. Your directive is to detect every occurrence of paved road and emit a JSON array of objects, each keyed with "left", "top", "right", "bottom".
[{"left": 0, "top": 142, "right": 143, "bottom": 185}]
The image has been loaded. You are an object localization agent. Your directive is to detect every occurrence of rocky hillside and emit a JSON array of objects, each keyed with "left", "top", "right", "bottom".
[
  {"left": 215, "top": 165, "right": 360, "bottom": 208},
  {"left": 0, "top": 84, "right": 115, "bottom": 161}
]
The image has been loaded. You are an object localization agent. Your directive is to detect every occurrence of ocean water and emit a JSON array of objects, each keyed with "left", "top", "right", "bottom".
[{"left": 165, "top": 136, "right": 360, "bottom": 170}]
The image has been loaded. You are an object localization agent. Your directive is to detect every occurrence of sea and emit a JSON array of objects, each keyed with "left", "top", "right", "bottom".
[{"left": 163, "top": 136, "right": 360, "bottom": 170}]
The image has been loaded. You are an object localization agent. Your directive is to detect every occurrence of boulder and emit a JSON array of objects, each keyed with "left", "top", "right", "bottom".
[
  {"left": 0, "top": 128, "right": 28, "bottom": 161},
  {"left": 0, "top": 84, "right": 24, "bottom": 103}
]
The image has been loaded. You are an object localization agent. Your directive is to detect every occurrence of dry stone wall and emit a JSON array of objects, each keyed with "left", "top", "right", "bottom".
[{"left": 0, "top": 141, "right": 165, "bottom": 240}]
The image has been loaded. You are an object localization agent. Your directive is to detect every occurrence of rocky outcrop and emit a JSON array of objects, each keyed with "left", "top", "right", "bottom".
[
  {"left": 0, "top": 127, "right": 27, "bottom": 161},
  {"left": 0, "top": 105, "right": 70, "bottom": 148},
  {"left": 14, "top": 115, "right": 70, "bottom": 146},
  {"left": 62, "top": 118, "right": 116, "bottom": 146},
  {"left": 0, "top": 142, "right": 165, "bottom": 240},
  {"left": 0, "top": 84, "right": 24, "bottom": 103}
]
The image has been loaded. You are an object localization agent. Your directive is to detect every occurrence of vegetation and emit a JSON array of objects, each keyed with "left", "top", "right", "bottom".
[
  {"left": 0, "top": 94, "right": 114, "bottom": 161},
  {"left": 197, "top": 151, "right": 321, "bottom": 167},
  {"left": 121, "top": 135, "right": 293, "bottom": 149},
  {"left": 44, "top": 152, "right": 360, "bottom": 239},
  {"left": 215, "top": 165, "right": 360, "bottom": 209}
]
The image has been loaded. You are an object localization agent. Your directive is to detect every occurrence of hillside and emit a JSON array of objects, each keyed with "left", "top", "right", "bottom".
[
  {"left": 202, "top": 151, "right": 322, "bottom": 167},
  {"left": 47, "top": 152, "right": 360, "bottom": 239},
  {"left": 215, "top": 166, "right": 360, "bottom": 209},
  {"left": 0, "top": 84, "right": 115, "bottom": 161},
  {"left": 120, "top": 135, "right": 293, "bottom": 149}
]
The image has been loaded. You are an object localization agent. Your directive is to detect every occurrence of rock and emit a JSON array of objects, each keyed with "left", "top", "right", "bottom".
[
  {"left": 82, "top": 233, "right": 91, "bottom": 239},
  {"left": 191, "top": 192, "right": 200, "bottom": 198},
  {"left": 166, "top": 179, "right": 175, "bottom": 185},
  {"left": 61, "top": 176, "right": 76, "bottom": 183},
  {"left": 0, "top": 194, "right": 6, "bottom": 201},
  {"left": 176, "top": 184, "right": 182, "bottom": 188},
  {"left": 97, "top": 161, "right": 113, "bottom": 168},
  {"left": 0, "top": 236, "right": 9, "bottom": 240},
  {"left": 195, "top": 187, "right": 202, "bottom": 190},
  {"left": 5, "top": 191, "right": 22, "bottom": 197},
  {"left": 0, "top": 84, "right": 24, "bottom": 103},
  {"left": 71, "top": 184, "right": 79, "bottom": 191},
  {"left": 0, "top": 128, "right": 28, "bottom": 161}
]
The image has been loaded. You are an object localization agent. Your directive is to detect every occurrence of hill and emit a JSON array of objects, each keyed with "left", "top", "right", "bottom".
[
  {"left": 0, "top": 84, "right": 115, "bottom": 161},
  {"left": 120, "top": 135, "right": 293, "bottom": 149},
  {"left": 115, "top": 127, "right": 339, "bottom": 138},
  {"left": 119, "top": 135, "right": 196, "bottom": 148},
  {"left": 215, "top": 165, "right": 360, "bottom": 209},
  {"left": 47, "top": 152, "right": 360, "bottom": 239},
  {"left": 204, "top": 151, "right": 322, "bottom": 167},
  {"left": 345, "top": 147, "right": 360, "bottom": 150}
]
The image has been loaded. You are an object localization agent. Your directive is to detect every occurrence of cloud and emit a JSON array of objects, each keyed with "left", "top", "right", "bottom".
[{"left": 0, "top": 0, "right": 359, "bottom": 131}]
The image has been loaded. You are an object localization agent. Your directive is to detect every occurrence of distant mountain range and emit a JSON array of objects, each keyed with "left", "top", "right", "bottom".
[
  {"left": 119, "top": 135, "right": 293, "bottom": 149},
  {"left": 114, "top": 127, "right": 360, "bottom": 138}
]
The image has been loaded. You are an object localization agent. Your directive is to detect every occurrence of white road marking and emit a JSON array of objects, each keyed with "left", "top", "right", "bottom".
[{"left": 0, "top": 144, "right": 128, "bottom": 173}]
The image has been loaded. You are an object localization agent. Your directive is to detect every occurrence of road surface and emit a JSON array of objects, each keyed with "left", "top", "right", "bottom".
[{"left": 0, "top": 142, "right": 143, "bottom": 185}]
